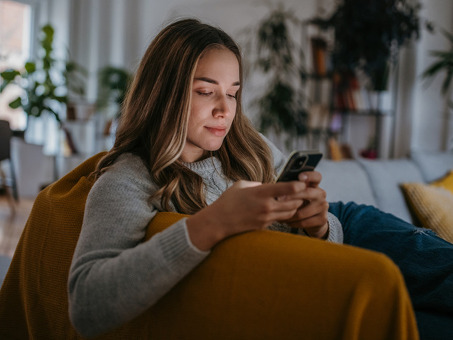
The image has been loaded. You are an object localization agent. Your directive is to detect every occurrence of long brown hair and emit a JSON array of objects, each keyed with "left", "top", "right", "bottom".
[{"left": 93, "top": 18, "right": 275, "bottom": 214}]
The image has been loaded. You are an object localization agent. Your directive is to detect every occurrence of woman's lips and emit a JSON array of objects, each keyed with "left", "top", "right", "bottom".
[{"left": 205, "top": 126, "right": 227, "bottom": 137}]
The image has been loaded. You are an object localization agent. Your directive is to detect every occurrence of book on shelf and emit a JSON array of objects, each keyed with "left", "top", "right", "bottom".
[
  {"left": 310, "top": 37, "right": 328, "bottom": 76},
  {"left": 333, "top": 72, "right": 371, "bottom": 112}
]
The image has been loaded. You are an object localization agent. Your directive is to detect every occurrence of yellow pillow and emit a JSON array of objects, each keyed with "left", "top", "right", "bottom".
[
  {"left": 431, "top": 170, "right": 453, "bottom": 194},
  {"left": 401, "top": 182, "right": 453, "bottom": 243}
]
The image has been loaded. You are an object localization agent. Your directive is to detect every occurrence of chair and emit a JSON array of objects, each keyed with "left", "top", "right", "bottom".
[
  {"left": 0, "top": 120, "right": 19, "bottom": 203},
  {"left": 0, "top": 153, "right": 419, "bottom": 339}
]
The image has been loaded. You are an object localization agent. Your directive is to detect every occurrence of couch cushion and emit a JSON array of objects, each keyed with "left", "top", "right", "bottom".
[
  {"left": 358, "top": 159, "right": 424, "bottom": 222},
  {"left": 317, "top": 160, "right": 377, "bottom": 206},
  {"left": 432, "top": 170, "right": 453, "bottom": 194},
  {"left": 401, "top": 182, "right": 453, "bottom": 243},
  {"left": 411, "top": 150, "right": 453, "bottom": 182}
]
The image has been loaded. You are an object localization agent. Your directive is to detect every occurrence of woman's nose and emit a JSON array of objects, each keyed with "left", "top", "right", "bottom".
[{"left": 213, "top": 94, "right": 230, "bottom": 117}]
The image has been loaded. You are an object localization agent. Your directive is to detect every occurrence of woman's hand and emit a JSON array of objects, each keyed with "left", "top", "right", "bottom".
[
  {"left": 280, "top": 171, "right": 329, "bottom": 239},
  {"left": 186, "top": 180, "right": 307, "bottom": 251}
]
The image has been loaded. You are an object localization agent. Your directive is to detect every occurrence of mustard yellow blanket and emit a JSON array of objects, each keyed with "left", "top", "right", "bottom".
[{"left": 0, "top": 152, "right": 418, "bottom": 340}]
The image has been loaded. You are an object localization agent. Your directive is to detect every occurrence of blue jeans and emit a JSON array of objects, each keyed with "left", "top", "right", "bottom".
[{"left": 329, "top": 202, "right": 453, "bottom": 340}]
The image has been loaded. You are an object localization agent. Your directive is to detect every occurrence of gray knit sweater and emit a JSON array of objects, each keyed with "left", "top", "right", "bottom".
[{"left": 68, "top": 141, "right": 343, "bottom": 338}]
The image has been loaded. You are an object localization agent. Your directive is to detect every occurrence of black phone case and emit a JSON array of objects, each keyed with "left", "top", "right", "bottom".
[{"left": 277, "top": 151, "right": 323, "bottom": 182}]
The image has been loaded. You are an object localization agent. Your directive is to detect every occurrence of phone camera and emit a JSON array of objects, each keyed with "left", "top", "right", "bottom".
[{"left": 296, "top": 155, "right": 308, "bottom": 170}]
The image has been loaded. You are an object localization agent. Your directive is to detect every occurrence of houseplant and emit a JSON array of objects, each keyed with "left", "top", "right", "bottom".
[
  {"left": 96, "top": 65, "right": 132, "bottom": 136},
  {"left": 0, "top": 24, "right": 85, "bottom": 131},
  {"left": 422, "top": 28, "right": 453, "bottom": 96},
  {"left": 0, "top": 24, "right": 86, "bottom": 193},
  {"left": 308, "top": 0, "right": 424, "bottom": 158},
  {"left": 310, "top": 0, "right": 422, "bottom": 91},
  {"left": 422, "top": 27, "right": 453, "bottom": 148},
  {"left": 97, "top": 66, "right": 132, "bottom": 118},
  {"left": 246, "top": 5, "right": 309, "bottom": 145}
]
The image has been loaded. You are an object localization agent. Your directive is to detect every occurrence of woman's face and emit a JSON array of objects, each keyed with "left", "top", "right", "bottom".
[{"left": 181, "top": 47, "right": 240, "bottom": 163}]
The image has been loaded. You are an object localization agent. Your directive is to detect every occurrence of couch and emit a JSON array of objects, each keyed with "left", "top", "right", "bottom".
[
  {"left": 0, "top": 152, "right": 420, "bottom": 339},
  {"left": 317, "top": 150, "right": 453, "bottom": 239}
]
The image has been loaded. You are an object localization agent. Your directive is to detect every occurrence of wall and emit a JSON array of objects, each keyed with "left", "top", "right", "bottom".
[
  {"left": 64, "top": 0, "right": 321, "bottom": 103},
  {"left": 412, "top": 0, "right": 453, "bottom": 152},
  {"left": 35, "top": 0, "right": 453, "bottom": 157}
]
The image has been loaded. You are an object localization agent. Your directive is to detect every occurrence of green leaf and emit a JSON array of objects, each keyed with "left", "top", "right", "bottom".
[
  {"left": 24, "top": 62, "right": 36, "bottom": 74},
  {"left": 441, "top": 29, "right": 453, "bottom": 44},
  {"left": 422, "top": 62, "right": 448, "bottom": 78},
  {"left": 9, "top": 97, "right": 23, "bottom": 109},
  {"left": 1, "top": 69, "right": 20, "bottom": 81},
  {"left": 442, "top": 70, "right": 453, "bottom": 94},
  {"left": 42, "top": 24, "right": 54, "bottom": 38},
  {"left": 45, "top": 106, "right": 61, "bottom": 123},
  {"left": 53, "top": 95, "right": 68, "bottom": 103}
]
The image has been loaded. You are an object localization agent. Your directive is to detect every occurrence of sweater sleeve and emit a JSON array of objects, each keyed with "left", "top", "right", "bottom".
[
  {"left": 68, "top": 155, "right": 209, "bottom": 338},
  {"left": 326, "top": 212, "right": 344, "bottom": 243}
]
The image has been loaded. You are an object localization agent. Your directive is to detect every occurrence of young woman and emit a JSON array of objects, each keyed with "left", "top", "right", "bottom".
[{"left": 69, "top": 19, "right": 453, "bottom": 339}]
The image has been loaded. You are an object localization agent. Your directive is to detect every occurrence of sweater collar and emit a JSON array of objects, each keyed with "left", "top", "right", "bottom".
[{"left": 182, "top": 156, "right": 222, "bottom": 174}]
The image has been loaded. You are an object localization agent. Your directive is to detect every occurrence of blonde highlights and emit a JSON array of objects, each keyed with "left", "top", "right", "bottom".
[{"left": 93, "top": 19, "right": 275, "bottom": 214}]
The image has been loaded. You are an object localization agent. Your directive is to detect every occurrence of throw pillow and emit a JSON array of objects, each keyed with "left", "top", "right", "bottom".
[
  {"left": 400, "top": 182, "right": 453, "bottom": 243},
  {"left": 431, "top": 170, "right": 453, "bottom": 195}
]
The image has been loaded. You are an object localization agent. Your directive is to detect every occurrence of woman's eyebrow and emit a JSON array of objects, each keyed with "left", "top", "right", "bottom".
[{"left": 194, "top": 77, "right": 240, "bottom": 86}]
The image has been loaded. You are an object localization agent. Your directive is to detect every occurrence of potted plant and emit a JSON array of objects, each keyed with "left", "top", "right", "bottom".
[
  {"left": 308, "top": 0, "right": 424, "bottom": 158},
  {"left": 0, "top": 24, "right": 86, "bottom": 195},
  {"left": 96, "top": 65, "right": 132, "bottom": 135},
  {"left": 245, "top": 5, "right": 309, "bottom": 147},
  {"left": 0, "top": 24, "right": 85, "bottom": 145},
  {"left": 310, "top": 0, "right": 422, "bottom": 91}
]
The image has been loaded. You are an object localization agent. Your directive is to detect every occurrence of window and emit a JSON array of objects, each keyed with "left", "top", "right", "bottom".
[{"left": 0, "top": 0, "right": 32, "bottom": 130}]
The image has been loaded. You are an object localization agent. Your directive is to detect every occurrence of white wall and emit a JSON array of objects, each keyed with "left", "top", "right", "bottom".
[
  {"left": 37, "top": 0, "right": 453, "bottom": 157},
  {"left": 64, "top": 0, "right": 321, "bottom": 102},
  {"left": 412, "top": 0, "right": 453, "bottom": 152}
]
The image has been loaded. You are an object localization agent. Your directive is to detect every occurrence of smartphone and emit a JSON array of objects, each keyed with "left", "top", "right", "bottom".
[{"left": 276, "top": 150, "right": 323, "bottom": 182}]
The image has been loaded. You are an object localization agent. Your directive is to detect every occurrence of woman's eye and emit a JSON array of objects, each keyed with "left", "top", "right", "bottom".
[
  {"left": 227, "top": 93, "right": 237, "bottom": 99},
  {"left": 197, "top": 91, "right": 212, "bottom": 96}
]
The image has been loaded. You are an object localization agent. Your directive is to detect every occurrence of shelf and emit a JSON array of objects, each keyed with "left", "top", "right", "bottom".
[
  {"left": 307, "top": 73, "right": 332, "bottom": 80},
  {"left": 333, "top": 109, "right": 394, "bottom": 117}
]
